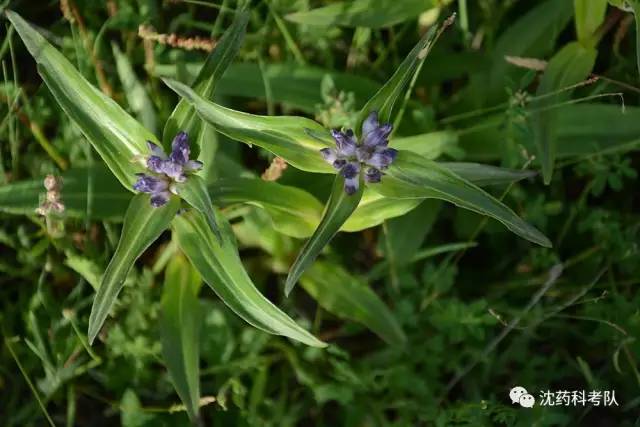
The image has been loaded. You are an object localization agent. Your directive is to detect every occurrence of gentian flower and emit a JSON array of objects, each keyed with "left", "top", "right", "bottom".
[
  {"left": 320, "top": 111, "right": 397, "bottom": 195},
  {"left": 133, "top": 131, "right": 203, "bottom": 207}
]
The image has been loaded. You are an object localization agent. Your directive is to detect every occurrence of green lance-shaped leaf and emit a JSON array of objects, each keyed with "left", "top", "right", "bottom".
[
  {"left": 7, "top": 11, "right": 156, "bottom": 190},
  {"left": 160, "top": 255, "right": 202, "bottom": 422},
  {"left": 209, "top": 177, "right": 323, "bottom": 238},
  {"left": 88, "top": 194, "right": 180, "bottom": 344},
  {"left": 532, "top": 41, "right": 597, "bottom": 184},
  {"left": 343, "top": 191, "right": 421, "bottom": 232},
  {"left": 175, "top": 175, "right": 221, "bottom": 240},
  {"left": 355, "top": 14, "right": 450, "bottom": 132},
  {"left": 155, "top": 61, "right": 380, "bottom": 114},
  {"left": 286, "top": 0, "right": 450, "bottom": 29},
  {"left": 300, "top": 262, "right": 406, "bottom": 346},
  {"left": 472, "top": 0, "right": 573, "bottom": 104},
  {"left": 162, "top": 78, "right": 334, "bottom": 173},
  {"left": 163, "top": 9, "right": 249, "bottom": 157},
  {"left": 112, "top": 43, "right": 158, "bottom": 134},
  {"left": 285, "top": 175, "right": 364, "bottom": 295},
  {"left": 574, "top": 0, "right": 608, "bottom": 47},
  {"left": 371, "top": 151, "right": 552, "bottom": 247},
  {"left": 172, "top": 209, "right": 326, "bottom": 348},
  {"left": 442, "top": 162, "right": 536, "bottom": 186}
]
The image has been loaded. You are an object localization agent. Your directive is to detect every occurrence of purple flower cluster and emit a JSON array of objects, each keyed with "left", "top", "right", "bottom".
[
  {"left": 320, "top": 111, "right": 397, "bottom": 195},
  {"left": 133, "top": 131, "right": 202, "bottom": 207}
]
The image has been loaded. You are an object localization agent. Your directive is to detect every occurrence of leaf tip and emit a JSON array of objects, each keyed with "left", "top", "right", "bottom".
[{"left": 284, "top": 276, "right": 296, "bottom": 297}]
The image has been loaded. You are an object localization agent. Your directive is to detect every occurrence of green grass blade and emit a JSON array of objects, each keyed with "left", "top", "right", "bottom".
[
  {"left": 355, "top": 17, "right": 448, "bottom": 132},
  {"left": 631, "top": 1, "right": 640, "bottom": 76},
  {"left": 160, "top": 255, "right": 202, "bottom": 422},
  {"left": 163, "top": 78, "right": 333, "bottom": 173},
  {"left": 88, "top": 194, "right": 180, "bottom": 344},
  {"left": 172, "top": 209, "right": 326, "bottom": 347},
  {"left": 285, "top": 175, "right": 363, "bottom": 295},
  {"left": 155, "top": 62, "right": 379, "bottom": 114},
  {"left": 111, "top": 43, "right": 158, "bottom": 135},
  {"left": 7, "top": 11, "right": 156, "bottom": 190},
  {"left": 163, "top": 9, "right": 249, "bottom": 157},
  {"left": 286, "top": 0, "right": 449, "bottom": 28},
  {"left": 301, "top": 261, "right": 406, "bottom": 346},
  {"left": 532, "top": 42, "right": 597, "bottom": 184},
  {"left": 574, "top": 0, "right": 608, "bottom": 47},
  {"left": 373, "top": 151, "right": 552, "bottom": 247}
]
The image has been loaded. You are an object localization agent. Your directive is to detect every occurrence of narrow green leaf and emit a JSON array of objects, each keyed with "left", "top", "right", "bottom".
[
  {"left": 473, "top": 0, "right": 573, "bottom": 104},
  {"left": 631, "top": 1, "right": 640, "bottom": 76},
  {"left": 371, "top": 151, "right": 552, "bottom": 247},
  {"left": 209, "top": 177, "right": 323, "bottom": 238},
  {"left": 300, "top": 262, "right": 406, "bottom": 346},
  {"left": 155, "top": 61, "right": 379, "bottom": 114},
  {"left": 532, "top": 41, "right": 597, "bottom": 184},
  {"left": 286, "top": 0, "right": 450, "bottom": 28},
  {"left": 163, "top": 9, "right": 249, "bottom": 157},
  {"left": 7, "top": 11, "right": 156, "bottom": 189},
  {"left": 163, "top": 78, "right": 334, "bottom": 173},
  {"left": 379, "top": 200, "right": 442, "bottom": 264},
  {"left": 88, "top": 194, "right": 180, "bottom": 344},
  {"left": 367, "top": 242, "right": 477, "bottom": 280},
  {"left": 112, "top": 43, "right": 157, "bottom": 134},
  {"left": 574, "top": 0, "right": 608, "bottom": 47},
  {"left": 175, "top": 175, "right": 220, "bottom": 240},
  {"left": 337, "top": 162, "right": 534, "bottom": 232},
  {"left": 356, "top": 24, "right": 440, "bottom": 131},
  {"left": 442, "top": 162, "right": 536, "bottom": 186},
  {"left": 172, "top": 209, "right": 326, "bottom": 347},
  {"left": 392, "top": 130, "right": 462, "bottom": 160},
  {"left": 459, "top": 104, "right": 640, "bottom": 162},
  {"left": 65, "top": 253, "right": 103, "bottom": 291},
  {"left": 285, "top": 175, "right": 363, "bottom": 295},
  {"left": 0, "top": 166, "right": 131, "bottom": 220},
  {"left": 343, "top": 191, "right": 421, "bottom": 232},
  {"left": 160, "top": 255, "right": 202, "bottom": 422}
]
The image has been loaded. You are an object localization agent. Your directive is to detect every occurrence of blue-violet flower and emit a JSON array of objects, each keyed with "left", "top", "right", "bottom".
[
  {"left": 320, "top": 111, "right": 397, "bottom": 195},
  {"left": 133, "top": 131, "right": 203, "bottom": 207}
]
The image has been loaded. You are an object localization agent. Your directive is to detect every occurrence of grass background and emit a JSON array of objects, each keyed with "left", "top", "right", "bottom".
[{"left": 0, "top": 0, "right": 639, "bottom": 425}]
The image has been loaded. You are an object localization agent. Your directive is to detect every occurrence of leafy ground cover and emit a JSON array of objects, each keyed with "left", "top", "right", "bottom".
[{"left": 0, "top": 0, "right": 639, "bottom": 425}]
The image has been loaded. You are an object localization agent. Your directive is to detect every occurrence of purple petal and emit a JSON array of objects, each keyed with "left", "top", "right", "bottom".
[
  {"left": 150, "top": 191, "right": 171, "bottom": 207},
  {"left": 146, "top": 141, "right": 166, "bottom": 158},
  {"left": 340, "top": 161, "right": 360, "bottom": 179},
  {"left": 147, "top": 156, "right": 165, "bottom": 173},
  {"left": 320, "top": 148, "right": 338, "bottom": 164},
  {"left": 362, "top": 123, "right": 392, "bottom": 147},
  {"left": 161, "top": 160, "right": 186, "bottom": 181},
  {"left": 133, "top": 174, "right": 168, "bottom": 194},
  {"left": 170, "top": 131, "right": 190, "bottom": 164},
  {"left": 184, "top": 160, "right": 203, "bottom": 172},
  {"left": 364, "top": 167, "right": 383, "bottom": 183},
  {"left": 366, "top": 148, "right": 397, "bottom": 170},
  {"left": 362, "top": 111, "right": 379, "bottom": 138},
  {"left": 330, "top": 129, "right": 356, "bottom": 157},
  {"left": 344, "top": 177, "right": 359, "bottom": 195}
]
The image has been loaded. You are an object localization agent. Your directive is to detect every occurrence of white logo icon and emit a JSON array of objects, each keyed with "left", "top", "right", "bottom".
[{"left": 510, "top": 386, "right": 535, "bottom": 408}]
